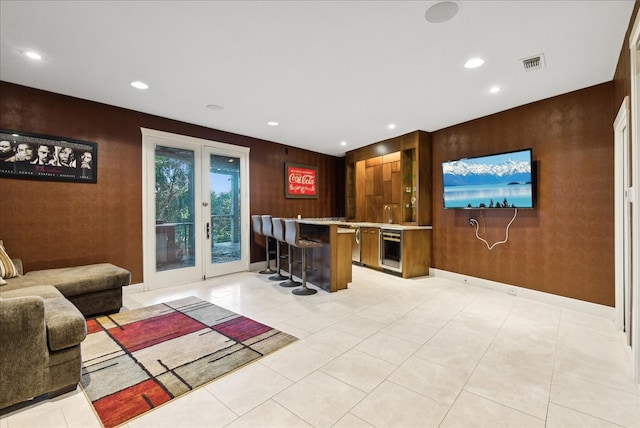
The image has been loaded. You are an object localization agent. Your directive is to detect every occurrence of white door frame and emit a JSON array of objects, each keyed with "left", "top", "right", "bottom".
[
  {"left": 613, "top": 96, "right": 633, "bottom": 351},
  {"left": 628, "top": 12, "right": 640, "bottom": 383},
  {"left": 614, "top": 96, "right": 629, "bottom": 334},
  {"left": 141, "top": 128, "right": 250, "bottom": 290}
]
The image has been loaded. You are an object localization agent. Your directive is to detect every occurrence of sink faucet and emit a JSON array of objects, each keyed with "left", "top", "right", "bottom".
[{"left": 384, "top": 205, "right": 392, "bottom": 223}]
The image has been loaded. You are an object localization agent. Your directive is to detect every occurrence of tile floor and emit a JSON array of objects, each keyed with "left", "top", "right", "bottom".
[{"left": 1, "top": 266, "right": 639, "bottom": 428}]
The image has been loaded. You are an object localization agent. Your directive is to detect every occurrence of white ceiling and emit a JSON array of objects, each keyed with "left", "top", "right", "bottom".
[{"left": 0, "top": 1, "right": 634, "bottom": 156}]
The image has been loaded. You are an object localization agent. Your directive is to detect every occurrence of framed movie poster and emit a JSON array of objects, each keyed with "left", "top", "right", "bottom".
[
  {"left": 0, "top": 129, "right": 97, "bottom": 183},
  {"left": 285, "top": 162, "right": 317, "bottom": 198}
]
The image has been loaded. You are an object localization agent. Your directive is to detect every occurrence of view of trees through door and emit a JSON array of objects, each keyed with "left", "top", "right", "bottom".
[
  {"left": 208, "top": 153, "right": 241, "bottom": 265},
  {"left": 155, "top": 146, "right": 195, "bottom": 272}
]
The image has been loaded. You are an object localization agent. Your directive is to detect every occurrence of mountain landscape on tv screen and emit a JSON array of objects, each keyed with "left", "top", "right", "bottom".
[{"left": 442, "top": 158, "right": 531, "bottom": 186}]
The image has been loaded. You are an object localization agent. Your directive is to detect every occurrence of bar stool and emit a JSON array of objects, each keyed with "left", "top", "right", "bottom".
[
  {"left": 263, "top": 215, "right": 287, "bottom": 281},
  {"left": 251, "top": 215, "right": 275, "bottom": 275},
  {"left": 284, "top": 219, "right": 323, "bottom": 296},
  {"left": 272, "top": 218, "right": 301, "bottom": 288}
]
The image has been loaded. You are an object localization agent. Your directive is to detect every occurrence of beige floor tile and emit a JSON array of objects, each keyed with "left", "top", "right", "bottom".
[
  {"left": 388, "top": 356, "right": 468, "bottom": 405},
  {"left": 550, "top": 373, "right": 640, "bottom": 428},
  {"left": 205, "top": 362, "right": 292, "bottom": 415},
  {"left": 258, "top": 342, "right": 334, "bottom": 382},
  {"left": 481, "top": 330, "right": 555, "bottom": 374},
  {"left": 224, "top": 400, "right": 312, "bottom": 428},
  {"left": 546, "top": 403, "right": 623, "bottom": 428},
  {"left": 332, "top": 413, "right": 374, "bottom": 428},
  {"left": 320, "top": 349, "right": 398, "bottom": 393},
  {"left": 351, "top": 381, "right": 449, "bottom": 427},
  {"left": 440, "top": 391, "right": 544, "bottom": 428},
  {"left": 379, "top": 317, "right": 438, "bottom": 344},
  {"left": 274, "top": 371, "right": 366, "bottom": 427},
  {"left": 355, "top": 332, "right": 421, "bottom": 365},
  {"left": 414, "top": 336, "right": 486, "bottom": 376},
  {"left": 331, "top": 314, "right": 387, "bottom": 339},
  {"left": 553, "top": 348, "right": 638, "bottom": 394},
  {"left": 128, "top": 388, "right": 237, "bottom": 428},
  {"left": 464, "top": 361, "right": 552, "bottom": 419},
  {"left": 285, "top": 311, "right": 340, "bottom": 334},
  {"left": 300, "top": 326, "right": 362, "bottom": 357},
  {"left": 431, "top": 318, "right": 496, "bottom": 350}
]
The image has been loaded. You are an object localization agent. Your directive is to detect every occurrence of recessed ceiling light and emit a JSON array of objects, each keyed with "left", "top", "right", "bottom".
[
  {"left": 22, "top": 50, "right": 42, "bottom": 60},
  {"left": 130, "top": 81, "right": 149, "bottom": 90},
  {"left": 464, "top": 58, "right": 484, "bottom": 69},
  {"left": 425, "top": 1, "right": 459, "bottom": 24},
  {"left": 267, "top": 121, "right": 279, "bottom": 126},
  {"left": 489, "top": 86, "right": 500, "bottom": 93},
  {"left": 340, "top": 141, "right": 347, "bottom": 146},
  {"left": 206, "top": 104, "right": 224, "bottom": 111},
  {"left": 388, "top": 124, "right": 396, "bottom": 130}
]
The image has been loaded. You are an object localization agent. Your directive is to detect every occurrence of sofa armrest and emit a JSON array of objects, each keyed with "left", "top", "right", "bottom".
[
  {"left": 0, "top": 296, "right": 47, "bottom": 409},
  {"left": 11, "top": 259, "right": 24, "bottom": 276}
]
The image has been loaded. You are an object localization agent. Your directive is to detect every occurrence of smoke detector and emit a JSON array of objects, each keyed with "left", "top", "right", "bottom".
[{"left": 521, "top": 54, "right": 545, "bottom": 72}]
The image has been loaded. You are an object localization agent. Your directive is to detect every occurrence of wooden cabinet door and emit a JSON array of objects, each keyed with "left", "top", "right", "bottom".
[{"left": 360, "top": 227, "right": 379, "bottom": 267}]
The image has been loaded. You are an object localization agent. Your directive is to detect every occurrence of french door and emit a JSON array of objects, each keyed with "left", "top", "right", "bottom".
[{"left": 142, "top": 129, "right": 250, "bottom": 289}]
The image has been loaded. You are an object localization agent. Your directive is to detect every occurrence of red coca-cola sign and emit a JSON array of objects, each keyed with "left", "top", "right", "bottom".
[{"left": 285, "top": 163, "right": 317, "bottom": 198}]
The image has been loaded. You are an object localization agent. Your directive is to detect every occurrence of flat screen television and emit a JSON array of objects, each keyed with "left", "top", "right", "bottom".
[{"left": 442, "top": 149, "right": 535, "bottom": 209}]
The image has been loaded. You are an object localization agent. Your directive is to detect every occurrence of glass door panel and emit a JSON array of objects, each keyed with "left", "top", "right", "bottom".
[
  {"left": 209, "top": 154, "right": 241, "bottom": 264},
  {"left": 203, "top": 146, "right": 249, "bottom": 277},
  {"left": 155, "top": 145, "right": 196, "bottom": 272}
]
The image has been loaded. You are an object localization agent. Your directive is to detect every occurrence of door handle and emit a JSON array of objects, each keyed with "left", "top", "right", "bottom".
[{"left": 206, "top": 222, "right": 210, "bottom": 239}]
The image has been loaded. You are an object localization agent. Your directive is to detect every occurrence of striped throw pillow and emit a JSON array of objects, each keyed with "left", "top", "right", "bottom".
[{"left": 0, "top": 240, "right": 18, "bottom": 279}]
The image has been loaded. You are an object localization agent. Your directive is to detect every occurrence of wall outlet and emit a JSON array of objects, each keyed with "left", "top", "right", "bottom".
[{"left": 507, "top": 288, "right": 517, "bottom": 296}]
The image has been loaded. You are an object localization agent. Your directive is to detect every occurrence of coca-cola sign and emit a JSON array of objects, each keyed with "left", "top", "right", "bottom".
[{"left": 285, "top": 162, "right": 318, "bottom": 198}]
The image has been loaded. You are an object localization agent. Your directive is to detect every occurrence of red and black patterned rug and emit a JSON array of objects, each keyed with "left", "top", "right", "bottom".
[{"left": 80, "top": 296, "right": 297, "bottom": 428}]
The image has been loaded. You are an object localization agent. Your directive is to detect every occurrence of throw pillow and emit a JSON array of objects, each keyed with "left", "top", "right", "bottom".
[{"left": 0, "top": 240, "right": 19, "bottom": 279}]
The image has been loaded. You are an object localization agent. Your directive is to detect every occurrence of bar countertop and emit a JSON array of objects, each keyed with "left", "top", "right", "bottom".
[{"left": 298, "top": 219, "right": 432, "bottom": 230}]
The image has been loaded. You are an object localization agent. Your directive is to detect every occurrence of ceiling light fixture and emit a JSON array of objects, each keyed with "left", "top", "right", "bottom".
[
  {"left": 489, "top": 86, "right": 500, "bottom": 93},
  {"left": 464, "top": 58, "right": 484, "bottom": 69},
  {"left": 267, "top": 121, "right": 279, "bottom": 126},
  {"left": 130, "top": 81, "right": 149, "bottom": 90},
  {"left": 388, "top": 124, "right": 396, "bottom": 130},
  {"left": 425, "top": 1, "right": 460, "bottom": 24},
  {"left": 22, "top": 50, "right": 42, "bottom": 60},
  {"left": 340, "top": 141, "right": 347, "bottom": 146}
]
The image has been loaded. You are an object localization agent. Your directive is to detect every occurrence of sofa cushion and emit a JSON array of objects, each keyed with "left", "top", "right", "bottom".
[
  {"left": 21, "top": 263, "right": 130, "bottom": 298},
  {"left": 0, "top": 284, "right": 64, "bottom": 300},
  {"left": 0, "top": 241, "right": 18, "bottom": 279},
  {"left": 43, "top": 297, "right": 87, "bottom": 351}
]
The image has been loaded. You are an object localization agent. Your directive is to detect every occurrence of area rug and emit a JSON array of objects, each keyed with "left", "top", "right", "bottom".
[{"left": 80, "top": 296, "right": 297, "bottom": 428}]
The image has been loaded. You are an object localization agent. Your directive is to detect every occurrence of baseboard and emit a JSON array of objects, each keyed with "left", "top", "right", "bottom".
[
  {"left": 249, "top": 261, "right": 269, "bottom": 272},
  {"left": 431, "top": 268, "right": 615, "bottom": 320},
  {"left": 123, "top": 282, "right": 144, "bottom": 295}
]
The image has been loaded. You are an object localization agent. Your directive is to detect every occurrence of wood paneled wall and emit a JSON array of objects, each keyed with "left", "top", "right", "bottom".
[
  {"left": 0, "top": 82, "right": 344, "bottom": 284},
  {"left": 432, "top": 83, "right": 615, "bottom": 306}
]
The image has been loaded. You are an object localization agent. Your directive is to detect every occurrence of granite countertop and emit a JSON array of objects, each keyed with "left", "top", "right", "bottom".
[{"left": 298, "top": 219, "right": 432, "bottom": 230}]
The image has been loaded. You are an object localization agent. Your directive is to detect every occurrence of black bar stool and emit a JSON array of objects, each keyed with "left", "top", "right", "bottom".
[
  {"left": 284, "top": 219, "right": 322, "bottom": 296},
  {"left": 263, "top": 215, "right": 287, "bottom": 281},
  {"left": 272, "top": 218, "right": 301, "bottom": 288},
  {"left": 251, "top": 215, "right": 276, "bottom": 275}
]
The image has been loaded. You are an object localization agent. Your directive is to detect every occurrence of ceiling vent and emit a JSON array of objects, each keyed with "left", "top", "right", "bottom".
[{"left": 521, "top": 54, "right": 545, "bottom": 72}]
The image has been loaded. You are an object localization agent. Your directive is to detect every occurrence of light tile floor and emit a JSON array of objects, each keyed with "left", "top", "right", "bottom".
[{"left": 2, "top": 266, "right": 639, "bottom": 428}]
